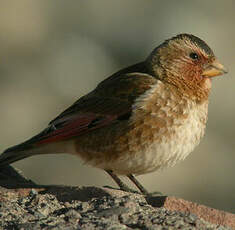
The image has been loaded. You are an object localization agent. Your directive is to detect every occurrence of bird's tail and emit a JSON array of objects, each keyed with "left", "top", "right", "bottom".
[
  {"left": 0, "top": 138, "right": 75, "bottom": 167},
  {"left": 0, "top": 142, "right": 38, "bottom": 167},
  {"left": 0, "top": 150, "right": 32, "bottom": 166}
]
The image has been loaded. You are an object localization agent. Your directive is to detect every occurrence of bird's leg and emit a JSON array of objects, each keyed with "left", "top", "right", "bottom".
[
  {"left": 127, "top": 174, "right": 149, "bottom": 195},
  {"left": 105, "top": 170, "right": 136, "bottom": 193}
]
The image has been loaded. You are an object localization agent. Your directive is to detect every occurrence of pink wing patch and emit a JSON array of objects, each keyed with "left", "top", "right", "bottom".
[{"left": 36, "top": 113, "right": 115, "bottom": 145}]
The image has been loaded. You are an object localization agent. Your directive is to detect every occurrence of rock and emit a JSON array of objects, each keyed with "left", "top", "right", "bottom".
[{"left": 0, "top": 165, "right": 234, "bottom": 230}]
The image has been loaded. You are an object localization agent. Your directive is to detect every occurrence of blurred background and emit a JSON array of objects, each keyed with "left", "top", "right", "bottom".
[{"left": 0, "top": 1, "right": 234, "bottom": 213}]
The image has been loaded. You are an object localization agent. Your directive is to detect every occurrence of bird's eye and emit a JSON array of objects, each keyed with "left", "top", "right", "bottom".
[{"left": 189, "top": 52, "right": 199, "bottom": 60}]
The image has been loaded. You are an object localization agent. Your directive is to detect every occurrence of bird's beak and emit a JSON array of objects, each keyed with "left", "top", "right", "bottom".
[{"left": 202, "top": 59, "right": 228, "bottom": 78}]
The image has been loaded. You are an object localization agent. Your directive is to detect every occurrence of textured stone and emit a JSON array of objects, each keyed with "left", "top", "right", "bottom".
[{"left": 0, "top": 165, "right": 234, "bottom": 229}]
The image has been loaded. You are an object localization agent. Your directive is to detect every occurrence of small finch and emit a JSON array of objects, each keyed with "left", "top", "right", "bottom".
[{"left": 0, "top": 34, "right": 227, "bottom": 195}]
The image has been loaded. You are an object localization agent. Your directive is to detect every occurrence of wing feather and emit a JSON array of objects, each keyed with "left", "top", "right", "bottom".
[
  {"left": 4, "top": 62, "right": 157, "bottom": 150},
  {"left": 36, "top": 72, "right": 157, "bottom": 144}
]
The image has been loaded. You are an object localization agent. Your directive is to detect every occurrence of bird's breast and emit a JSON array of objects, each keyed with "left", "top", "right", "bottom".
[
  {"left": 74, "top": 81, "right": 209, "bottom": 175},
  {"left": 130, "top": 101, "right": 208, "bottom": 174},
  {"left": 96, "top": 82, "right": 208, "bottom": 174}
]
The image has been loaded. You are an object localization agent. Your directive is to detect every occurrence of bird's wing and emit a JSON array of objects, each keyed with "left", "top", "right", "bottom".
[
  {"left": 35, "top": 72, "right": 157, "bottom": 145},
  {"left": 3, "top": 61, "right": 157, "bottom": 155}
]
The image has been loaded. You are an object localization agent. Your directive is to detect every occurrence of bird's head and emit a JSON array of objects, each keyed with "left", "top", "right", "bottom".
[{"left": 147, "top": 34, "right": 227, "bottom": 103}]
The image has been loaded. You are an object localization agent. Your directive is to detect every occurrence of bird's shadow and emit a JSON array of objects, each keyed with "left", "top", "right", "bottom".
[{"left": 0, "top": 165, "right": 166, "bottom": 207}]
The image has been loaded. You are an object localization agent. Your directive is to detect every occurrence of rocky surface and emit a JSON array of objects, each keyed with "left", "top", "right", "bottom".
[{"left": 0, "top": 165, "right": 234, "bottom": 230}]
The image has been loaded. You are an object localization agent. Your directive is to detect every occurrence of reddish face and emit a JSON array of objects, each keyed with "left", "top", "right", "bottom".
[{"left": 149, "top": 34, "right": 227, "bottom": 102}]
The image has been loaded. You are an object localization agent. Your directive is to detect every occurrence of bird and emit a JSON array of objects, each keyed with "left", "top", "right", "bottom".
[{"left": 0, "top": 34, "right": 227, "bottom": 195}]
